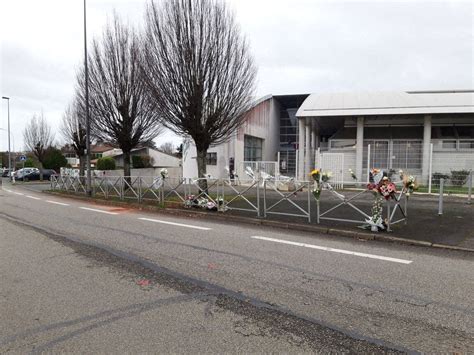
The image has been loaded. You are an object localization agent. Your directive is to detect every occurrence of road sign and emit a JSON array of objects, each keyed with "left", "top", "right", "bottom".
[{"left": 19, "top": 155, "right": 27, "bottom": 161}]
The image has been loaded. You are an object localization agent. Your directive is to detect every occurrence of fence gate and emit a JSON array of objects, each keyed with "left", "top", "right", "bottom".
[{"left": 316, "top": 152, "right": 344, "bottom": 189}]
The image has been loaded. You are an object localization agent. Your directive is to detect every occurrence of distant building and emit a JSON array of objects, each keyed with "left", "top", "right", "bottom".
[{"left": 110, "top": 147, "right": 180, "bottom": 169}]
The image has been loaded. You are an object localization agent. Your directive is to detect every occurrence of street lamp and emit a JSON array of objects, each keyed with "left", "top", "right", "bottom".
[
  {"left": 83, "top": 0, "right": 92, "bottom": 196},
  {"left": 0, "top": 128, "right": 15, "bottom": 153},
  {"left": 1, "top": 96, "right": 11, "bottom": 176}
]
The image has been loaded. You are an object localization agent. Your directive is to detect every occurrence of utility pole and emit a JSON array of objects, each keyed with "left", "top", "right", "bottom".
[
  {"left": 84, "top": 0, "right": 92, "bottom": 196},
  {"left": 2, "top": 96, "right": 11, "bottom": 178}
]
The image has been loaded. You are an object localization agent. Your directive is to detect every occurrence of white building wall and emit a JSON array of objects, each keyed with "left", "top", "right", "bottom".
[
  {"left": 432, "top": 151, "right": 474, "bottom": 173},
  {"left": 182, "top": 97, "right": 280, "bottom": 179}
]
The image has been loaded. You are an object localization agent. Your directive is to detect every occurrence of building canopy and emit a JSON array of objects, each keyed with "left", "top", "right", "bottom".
[{"left": 296, "top": 90, "right": 474, "bottom": 117}]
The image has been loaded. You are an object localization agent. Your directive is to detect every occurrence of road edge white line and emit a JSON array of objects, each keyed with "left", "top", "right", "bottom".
[
  {"left": 251, "top": 236, "right": 413, "bottom": 264},
  {"left": 139, "top": 217, "right": 211, "bottom": 231},
  {"left": 79, "top": 207, "right": 119, "bottom": 215},
  {"left": 26, "top": 195, "right": 41, "bottom": 200}
]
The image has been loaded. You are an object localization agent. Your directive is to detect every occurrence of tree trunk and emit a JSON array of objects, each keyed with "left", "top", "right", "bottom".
[
  {"left": 123, "top": 150, "right": 131, "bottom": 187},
  {"left": 196, "top": 149, "right": 208, "bottom": 193},
  {"left": 39, "top": 161, "right": 44, "bottom": 181},
  {"left": 79, "top": 155, "right": 85, "bottom": 177}
]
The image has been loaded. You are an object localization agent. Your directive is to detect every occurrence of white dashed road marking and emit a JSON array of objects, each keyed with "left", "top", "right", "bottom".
[
  {"left": 46, "top": 200, "right": 70, "bottom": 206},
  {"left": 26, "top": 195, "right": 41, "bottom": 200},
  {"left": 14, "top": 192, "right": 24, "bottom": 196},
  {"left": 79, "top": 207, "right": 119, "bottom": 215},
  {"left": 251, "top": 236, "right": 413, "bottom": 264},
  {"left": 139, "top": 217, "right": 212, "bottom": 231}
]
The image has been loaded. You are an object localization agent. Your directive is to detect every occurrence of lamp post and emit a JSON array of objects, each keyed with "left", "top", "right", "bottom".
[
  {"left": 1, "top": 96, "right": 11, "bottom": 176},
  {"left": 83, "top": 0, "right": 92, "bottom": 196}
]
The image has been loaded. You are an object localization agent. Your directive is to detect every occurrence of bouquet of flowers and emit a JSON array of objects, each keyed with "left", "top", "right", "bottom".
[
  {"left": 310, "top": 169, "right": 322, "bottom": 200},
  {"left": 160, "top": 168, "right": 168, "bottom": 179},
  {"left": 348, "top": 168, "right": 357, "bottom": 180},
  {"left": 365, "top": 194, "right": 385, "bottom": 232},
  {"left": 321, "top": 171, "right": 332, "bottom": 183},
  {"left": 184, "top": 194, "right": 196, "bottom": 208},
  {"left": 403, "top": 175, "right": 417, "bottom": 197}
]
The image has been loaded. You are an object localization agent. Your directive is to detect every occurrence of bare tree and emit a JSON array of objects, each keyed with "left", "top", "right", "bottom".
[
  {"left": 76, "top": 14, "right": 163, "bottom": 181},
  {"left": 61, "top": 100, "right": 87, "bottom": 176},
  {"left": 141, "top": 0, "right": 257, "bottom": 189},
  {"left": 158, "top": 142, "right": 176, "bottom": 155},
  {"left": 23, "top": 113, "right": 55, "bottom": 179}
]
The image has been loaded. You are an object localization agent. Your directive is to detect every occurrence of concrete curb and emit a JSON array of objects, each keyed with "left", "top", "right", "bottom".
[{"left": 43, "top": 190, "right": 474, "bottom": 254}]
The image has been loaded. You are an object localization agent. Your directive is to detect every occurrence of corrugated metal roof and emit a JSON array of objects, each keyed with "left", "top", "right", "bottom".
[{"left": 296, "top": 90, "right": 474, "bottom": 117}]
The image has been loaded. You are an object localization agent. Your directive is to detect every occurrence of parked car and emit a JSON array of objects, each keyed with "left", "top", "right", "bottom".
[
  {"left": 15, "top": 168, "right": 39, "bottom": 179},
  {"left": 19, "top": 169, "right": 58, "bottom": 181},
  {"left": 1, "top": 169, "right": 12, "bottom": 177}
]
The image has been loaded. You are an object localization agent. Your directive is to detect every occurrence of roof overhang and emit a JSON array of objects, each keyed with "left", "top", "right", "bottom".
[{"left": 296, "top": 90, "right": 474, "bottom": 117}]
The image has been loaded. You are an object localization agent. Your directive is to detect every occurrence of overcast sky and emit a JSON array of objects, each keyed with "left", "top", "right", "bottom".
[{"left": 0, "top": 0, "right": 472, "bottom": 152}]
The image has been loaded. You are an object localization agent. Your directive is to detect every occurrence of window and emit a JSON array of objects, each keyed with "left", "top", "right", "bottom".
[
  {"left": 459, "top": 140, "right": 474, "bottom": 150},
  {"left": 244, "top": 135, "right": 263, "bottom": 161},
  {"left": 442, "top": 140, "right": 457, "bottom": 149},
  {"left": 206, "top": 152, "right": 217, "bottom": 165},
  {"left": 330, "top": 139, "right": 356, "bottom": 149}
]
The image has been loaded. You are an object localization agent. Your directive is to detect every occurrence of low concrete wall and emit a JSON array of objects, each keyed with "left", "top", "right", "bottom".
[{"left": 101, "top": 167, "right": 182, "bottom": 180}]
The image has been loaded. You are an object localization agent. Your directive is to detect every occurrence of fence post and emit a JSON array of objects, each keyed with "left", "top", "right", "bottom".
[
  {"left": 386, "top": 199, "right": 391, "bottom": 232},
  {"left": 138, "top": 177, "right": 142, "bottom": 204},
  {"left": 367, "top": 144, "right": 371, "bottom": 183},
  {"left": 105, "top": 177, "right": 109, "bottom": 199},
  {"left": 438, "top": 178, "right": 444, "bottom": 215},
  {"left": 295, "top": 149, "right": 299, "bottom": 180},
  {"left": 468, "top": 170, "right": 472, "bottom": 205},
  {"left": 307, "top": 181, "right": 312, "bottom": 223},
  {"left": 428, "top": 143, "right": 433, "bottom": 194},
  {"left": 120, "top": 177, "right": 124, "bottom": 200},
  {"left": 262, "top": 179, "right": 266, "bottom": 218},
  {"left": 404, "top": 194, "right": 408, "bottom": 225}
]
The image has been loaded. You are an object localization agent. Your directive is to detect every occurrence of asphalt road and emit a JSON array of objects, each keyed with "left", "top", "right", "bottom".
[{"left": 1, "top": 180, "right": 473, "bottom": 353}]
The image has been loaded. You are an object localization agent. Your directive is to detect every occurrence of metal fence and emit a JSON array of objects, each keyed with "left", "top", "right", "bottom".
[{"left": 50, "top": 175, "right": 420, "bottom": 230}]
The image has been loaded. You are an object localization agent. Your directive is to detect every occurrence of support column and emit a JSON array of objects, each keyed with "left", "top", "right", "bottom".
[
  {"left": 298, "top": 118, "right": 305, "bottom": 180},
  {"left": 355, "top": 116, "right": 364, "bottom": 180},
  {"left": 421, "top": 114, "right": 432, "bottom": 185},
  {"left": 311, "top": 120, "right": 316, "bottom": 168},
  {"left": 305, "top": 118, "right": 311, "bottom": 178}
]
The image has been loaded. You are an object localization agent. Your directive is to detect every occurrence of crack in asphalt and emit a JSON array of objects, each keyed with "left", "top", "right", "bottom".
[{"left": 0, "top": 212, "right": 410, "bottom": 354}]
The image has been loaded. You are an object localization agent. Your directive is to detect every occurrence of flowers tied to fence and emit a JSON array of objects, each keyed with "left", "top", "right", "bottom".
[
  {"left": 160, "top": 168, "right": 168, "bottom": 179},
  {"left": 348, "top": 168, "right": 357, "bottom": 180},
  {"left": 399, "top": 170, "right": 417, "bottom": 197},
  {"left": 310, "top": 169, "right": 332, "bottom": 200},
  {"left": 184, "top": 195, "right": 224, "bottom": 211}
]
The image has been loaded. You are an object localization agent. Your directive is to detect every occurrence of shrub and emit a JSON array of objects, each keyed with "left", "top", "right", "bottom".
[
  {"left": 450, "top": 170, "right": 471, "bottom": 186},
  {"left": 97, "top": 156, "right": 116, "bottom": 170},
  {"left": 431, "top": 172, "right": 449, "bottom": 186},
  {"left": 132, "top": 154, "right": 153, "bottom": 168},
  {"left": 43, "top": 147, "right": 68, "bottom": 172},
  {"left": 24, "top": 158, "right": 35, "bottom": 168}
]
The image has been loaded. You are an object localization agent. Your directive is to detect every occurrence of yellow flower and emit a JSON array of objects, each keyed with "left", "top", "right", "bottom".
[{"left": 310, "top": 169, "right": 320, "bottom": 176}]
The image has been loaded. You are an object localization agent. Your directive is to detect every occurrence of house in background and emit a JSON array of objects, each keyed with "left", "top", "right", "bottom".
[
  {"left": 182, "top": 90, "right": 474, "bottom": 184},
  {"left": 110, "top": 147, "right": 180, "bottom": 169},
  {"left": 62, "top": 144, "right": 115, "bottom": 168}
]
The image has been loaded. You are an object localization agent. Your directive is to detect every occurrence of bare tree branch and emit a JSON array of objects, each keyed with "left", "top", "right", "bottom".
[
  {"left": 23, "top": 113, "right": 55, "bottom": 178},
  {"left": 141, "top": 0, "right": 257, "bottom": 188},
  {"left": 76, "top": 13, "right": 164, "bottom": 179},
  {"left": 61, "top": 99, "right": 87, "bottom": 176}
]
